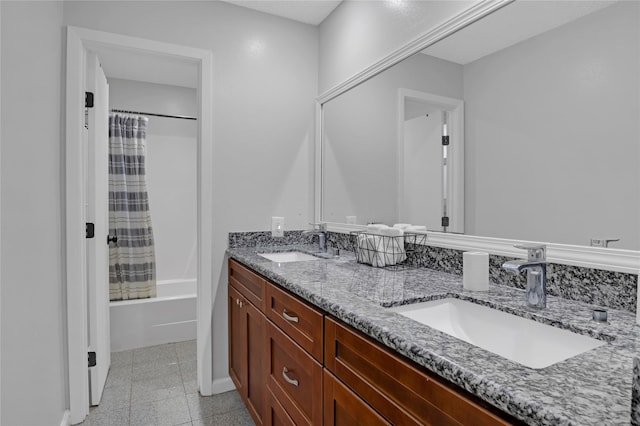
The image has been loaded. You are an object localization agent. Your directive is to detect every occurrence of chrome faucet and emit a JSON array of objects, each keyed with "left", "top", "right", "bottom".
[
  {"left": 303, "top": 223, "right": 327, "bottom": 253},
  {"left": 502, "top": 244, "right": 548, "bottom": 309},
  {"left": 589, "top": 238, "right": 620, "bottom": 248}
]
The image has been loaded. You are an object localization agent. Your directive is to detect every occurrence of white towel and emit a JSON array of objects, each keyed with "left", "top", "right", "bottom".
[
  {"left": 356, "top": 234, "right": 369, "bottom": 264},
  {"left": 366, "top": 224, "right": 388, "bottom": 233},
  {"left": 358, "top": 227, "right": 408, "bottom": 267},
  {"left": 379, "top": 227, "right": 404, "bottom": 237},
  {"left": 379, "top": 228, "right": 406, "bottom": 266},
  {"left": 393, "top": 223, "right": 411, "bottom": 230},
  {"left": 357, "top": 233, "right": 380, "bottom": 266},
  {"left": 406, "top": 225, "right": 427, "bottom": 232}
]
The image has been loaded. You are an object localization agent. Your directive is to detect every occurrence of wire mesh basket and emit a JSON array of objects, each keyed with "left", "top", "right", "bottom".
[{"left": 351, "top": 231, "right": 427, "bottom": 269}]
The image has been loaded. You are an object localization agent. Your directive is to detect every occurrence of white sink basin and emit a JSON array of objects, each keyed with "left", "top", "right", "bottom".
[
  {"left": 389, "top": 298, "right": 605, "bottom": 369},
  {"left": 258, "top": 252, "right": 320, "bottom": 263}
]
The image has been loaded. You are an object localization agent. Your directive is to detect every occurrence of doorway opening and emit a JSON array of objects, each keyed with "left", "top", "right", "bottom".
[
  {"left": 397, "top": 89, "right": 465, "bottom": 234},
  {"left": 65, "top": 26, "right": 214, "bottom": 425}
]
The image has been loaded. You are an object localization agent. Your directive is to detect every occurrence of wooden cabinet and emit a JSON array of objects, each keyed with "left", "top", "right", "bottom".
[
  {"left": 229, "top": 258, "right": 267, "bottom": 311},
  {"left": 229, "top": 259, "right": 323, "bottom": 426},
  {"left": 265, "top": 321, "right": 323, "bottom": 426},
  {"left": 228, "top": 284, "right": 245, "bottom": 394},
  {"left": 324, "top": 316, "right": 521, "bottom": 426},
  {"left": 228, "top": 260, "right": 266, "bottom": 426},
  {"left": 229, "top": 258, "right": 521, "bottom": 426},
  {"left": 266, "top": 283, "right": 324, "bottom": 362},
  {"left": 324, "top": 369, "right": 389, "bottom": 426},
  {"left": 267, "top": 390, "right": 297, "bottom": 426}
]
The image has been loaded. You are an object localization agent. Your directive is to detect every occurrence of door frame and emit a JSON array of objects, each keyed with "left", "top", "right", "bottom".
[
  {"left": 65, "top": 26, "right": 214, "bottom": 424},
  {"left": 397, "top": 89, "right": 464, "bottom": 233}
]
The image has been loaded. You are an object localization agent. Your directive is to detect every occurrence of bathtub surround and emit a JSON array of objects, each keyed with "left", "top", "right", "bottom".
[{"left": 110, "top": 279, "right": 197, "bottom": 352}]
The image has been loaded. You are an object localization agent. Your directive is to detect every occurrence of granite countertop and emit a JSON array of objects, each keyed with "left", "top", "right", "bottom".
[{"left": 227, "top": 244, "right": 639, "bottom": 426}]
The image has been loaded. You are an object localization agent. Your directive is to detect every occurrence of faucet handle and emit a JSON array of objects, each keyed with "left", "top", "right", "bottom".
[{"left": 513, "top": 244, "right": 546, "bottom": 261}]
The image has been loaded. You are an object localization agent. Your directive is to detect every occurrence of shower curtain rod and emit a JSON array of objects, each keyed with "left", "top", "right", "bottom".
[{"left": 110, "top": 108, "right": 197, "bottom": 121}]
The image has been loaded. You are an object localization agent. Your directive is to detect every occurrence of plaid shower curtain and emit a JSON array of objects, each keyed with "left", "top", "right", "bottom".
[{"left": 108, "top": 114, "right": 157, "bottom": 301}]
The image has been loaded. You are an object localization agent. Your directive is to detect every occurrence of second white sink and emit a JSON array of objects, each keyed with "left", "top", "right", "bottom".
[
  {"left": 258, "top": 251, "right": 320, "bottom": 263},
  {"left": 389, "top": 298, "right": 605, "bottom": 369}
]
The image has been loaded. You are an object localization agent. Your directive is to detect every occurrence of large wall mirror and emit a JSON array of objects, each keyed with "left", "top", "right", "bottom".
[{"left": 321, "top": 0, "right": 639, "bottom": 251}]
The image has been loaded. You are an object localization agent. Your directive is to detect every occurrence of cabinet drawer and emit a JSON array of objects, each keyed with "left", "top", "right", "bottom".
[
  {"left": 266, "top": 283, "right": 324, "bottom": 362},
  {"left": 324, "top": 369, "right": 390, "bottom": 426},
  {"left": 267, "top": 390, "right": 296, "bottom": 426},
  {"left": 266, "top": 321, "right": 322, "bottom": 426},
  {"left": 229, "top": 259, "right": 267, "bottom": 311},
  {"left": 325, "top": 317, "right": 519, "bottom": 426}
]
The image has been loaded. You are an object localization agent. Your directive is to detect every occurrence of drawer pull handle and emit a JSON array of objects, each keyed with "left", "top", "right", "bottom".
[
  {"left": 282, "top": 367, "right": 299, "bottom": 387},
  {"left": 282, "top": 310, "right": 299, "bottom": 323}
]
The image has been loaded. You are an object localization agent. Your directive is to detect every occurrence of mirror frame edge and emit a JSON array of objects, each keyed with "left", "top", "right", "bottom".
[{"left": 313, "top": 0, "right": 640, "bottom": 274}]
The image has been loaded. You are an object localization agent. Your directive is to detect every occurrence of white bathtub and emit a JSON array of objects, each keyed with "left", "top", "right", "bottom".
[{"left": 110, "top": 279, "right": 197, "bottom": 352}]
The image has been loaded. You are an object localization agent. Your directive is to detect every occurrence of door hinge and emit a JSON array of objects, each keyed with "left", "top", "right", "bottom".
[
  {"left": 85, "top": 92, "right": 94, "bottom": 108},
  {"left": 441, "top": 216, "right": 450, "bottom": 227},
  {"left": 88, "top": 351, "right": 97, "bottom": 367},
  {"left": 86, "top": 223, "right": 95, "bottom": 239},
  {"left": 442, "top": 135, "right": 450, "bottom": 146}
]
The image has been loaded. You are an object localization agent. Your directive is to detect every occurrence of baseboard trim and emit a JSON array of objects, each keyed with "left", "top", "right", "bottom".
[
  {"left": 60, "top": 410, "right": 70, "bottom": 426},
  {"left": 211, "top": 377, "right": 235, "bottom": 394}
]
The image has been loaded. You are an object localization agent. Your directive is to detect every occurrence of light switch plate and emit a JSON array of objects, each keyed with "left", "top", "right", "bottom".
[{"left": 271, "top": 217, "right": 284, "bottom": 237}]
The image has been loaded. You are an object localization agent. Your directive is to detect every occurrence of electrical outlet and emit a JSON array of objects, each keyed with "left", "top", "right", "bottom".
[
  {"left": 271, "top": 217, "right": 284, "bottom": 237},
  {"left": 346, "top": 216, "right": 357, "bottom": 224}
]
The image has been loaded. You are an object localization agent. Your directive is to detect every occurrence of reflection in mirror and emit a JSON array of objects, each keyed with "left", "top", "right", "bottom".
[
  {"left": 321, "top": 1, "right": 639, "bottom": 249},
  {"left": 322, "top": 53, "right": 465, "bottom": 232}
]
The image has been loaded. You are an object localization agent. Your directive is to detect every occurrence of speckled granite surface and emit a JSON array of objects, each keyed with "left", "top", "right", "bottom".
[
  {"left": 321, "top": 231, "right": 638, "bottom": 313},
  {"left": 228, "top": 230, "right": 316, "bottom": 248},
  {"left": 227, "top": 244, "right": 640, "bottom": 426}
]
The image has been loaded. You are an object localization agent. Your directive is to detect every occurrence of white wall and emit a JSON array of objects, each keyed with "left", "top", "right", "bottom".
[
  {"left": 322, "top": 53, "right": 462, "bottom": 225},
  {"left": 63, "top": 0, "right": 318, "bottom": 391},
  {"left": 318, "top": 0, "right": 476, "bottom": 93},
  {"left": 1, "top": 2, "right": 69, "bottom": 425},
  {"left": 464, "top": 2, "right": 640, "bottom": 249},
  {"left": 109, "top": 79, "right": 198, "bottom": 281}
]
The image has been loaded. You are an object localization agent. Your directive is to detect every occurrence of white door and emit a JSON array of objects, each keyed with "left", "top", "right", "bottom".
[{"left": 86, "top": 51, "right": 111, "bottom": 405}]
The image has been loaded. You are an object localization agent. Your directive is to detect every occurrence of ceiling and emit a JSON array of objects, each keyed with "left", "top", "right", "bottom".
[
  {"left": 95, "top": 1, "right": 617, "bottom": 90},
  {"left": 220, "top": 0, "right": 342, "bottom": 26},
  {"left": 97, "top": 46, "right": 199, "bottom": 88},
  {"left": 95, "top": 0, "right": 342, "bottom": 88},
  {"left": 422, "top": 0, "right": 617, "bottom": 64}
]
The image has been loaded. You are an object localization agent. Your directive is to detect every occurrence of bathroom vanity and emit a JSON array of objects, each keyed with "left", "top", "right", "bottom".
[
  {"left": 227, "top": 244, "right": 639, "bottom": 425},
  {"left": 228, "top": 256, "right": 519, "bottom": 425}
]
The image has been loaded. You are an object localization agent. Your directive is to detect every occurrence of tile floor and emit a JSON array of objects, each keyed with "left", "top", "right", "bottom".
[{"left": 80, "top": 340, "right": 254, "bottom": 426}]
